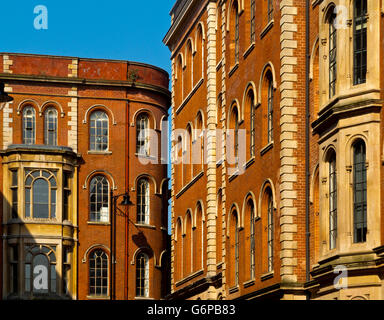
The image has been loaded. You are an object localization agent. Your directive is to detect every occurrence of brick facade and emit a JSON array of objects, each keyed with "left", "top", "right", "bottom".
[{"left": 0, "top": 53, "right": 171, "bottom": 300}]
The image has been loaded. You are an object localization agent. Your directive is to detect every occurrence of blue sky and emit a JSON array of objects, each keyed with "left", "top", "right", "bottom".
[
  {"left": 0, "top": 0, "right": 175, "bottom": 232},
  {"left": 0, "top": 0, "right": 174, "bottom": 76}
]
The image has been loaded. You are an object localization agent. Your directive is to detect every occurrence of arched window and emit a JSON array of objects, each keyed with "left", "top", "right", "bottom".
[
  {"left": 184, "top": 40, "right": 193, "bottom": 96},
  {"left": 328, "top": 151, "right": 337, "bottom": 249},
  {"left": 137, "top": 178, "right": 150, "bottom": 224},
  {"left": 25, "top": 170, "right": 57, "bottom": 219},
  {"left": 89, "top": 249, "right": 108, "bottom": 297},
  {"left": 194, "top": 112, "right": 204, "bottom": 175},
  {"left": 229, "top": 208, "right": 239, "bottom": 286},
  {"left": 247, "top": 89, "right": 256, "bottom": 157},
  {"left": 176, "top": 135, "right": 183, "bottom": 190},
  {"left": 234, "top": 211, "right": 239, "bottom": 285},
  {"left": 184, "top": 211, "right": 193, "bottom": 277},
  {"left": 194, "top": 25, "right": 204, "bottom": 84},
  {"left": 353, "top": 140, "right": 367, "bottom": 243},
  {"left": 229, "top": 106, "right": 239, "bottom": 164},
  {"left": 267, "top": 76, "right": 274, "bottom": 143},
  {"left": 216, "top": 191, "right": 223, "bottom": 264},
  {"left": 44, "top": 108, "right": 57, "bottom": 146},
  {"left": 250, "top": 0, "right": 256, "bottom": 43},
  {"left": 90, "top": 111, "right": 109, "bottom": 151},
  {"left": 267, "top": 0, "right": 273, "bottom": 22},
  {"left": 23, "top": 106, "right": 35, "bottom": 145},
  {"left": 267, "top": 190, "right": 274, "bottom": 272},
  {"left": 186, "top": 125, "right": 192, "bottom": 183},
  {"left": 175, "top": 219, "right": 183, "bottom": 281},
  {"left": 249, "top": 199, "right": 256, "bottom": 279},
  {"left": 328, "top": 10, "right": 337, "bottom": 98},
  {"left": 89, "top": 175, "right": 109, "bottom": 222},
  {"left": 176, "top": 55, "right": 183, "bottom": 105},
  {"left": 136, "top": 114, "right": 150, "bottom": 156},
  {"left": 229, "top": 1, "right": 240, "bottom": 66},
  {"left": 136, "top": 252, "right": 149, "bottom": 297},
  {"left": 24, "top": 245, "right": 57, "bottom": 295},
  {"left": 353, "top": 0, "right": 367, "bottom": 85},
  {"left": 193, "top": 202, "right": 204, "bottom": 271}
]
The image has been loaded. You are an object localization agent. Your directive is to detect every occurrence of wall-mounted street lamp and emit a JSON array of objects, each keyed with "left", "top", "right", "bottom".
[
  {"left": 0, "top": 83, "right": 13, "bottom": 103},
  {"left": 109, "top": 190, "right": 134, "bottom": 300}
]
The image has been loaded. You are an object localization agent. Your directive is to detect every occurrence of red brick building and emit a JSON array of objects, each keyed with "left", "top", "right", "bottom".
[
  {"left": 164, "top": 0, "right": 384, "bottom": 300},
  {"left": 0, "top": 53, "right": 171, "bottom": 300}
]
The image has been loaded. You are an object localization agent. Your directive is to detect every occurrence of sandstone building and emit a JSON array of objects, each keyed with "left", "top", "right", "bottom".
[
  {"left": 164, "top": 0, "right": 384, "bottom": 300},
  {"left": 0, "top": 53, "right": 171, "bottom": 300}
]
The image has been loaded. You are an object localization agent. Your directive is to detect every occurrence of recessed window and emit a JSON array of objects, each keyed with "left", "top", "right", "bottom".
[
  {"left": 11, "top": 170, "right": 18, "bottom": 219},
  {"left": 249, "top": 199, "right": 256, "bottom": 279},
  {"left": 136, "top": 114, "right": 150, "bottom": 156},
  {"left": 267, "top": 77, "right": 274, "bottom": 143},
  {"left": 90, "top": 111, "right": 109, "bottom": 151},
  {"left": 25, "top": 170, "right": 57, "bottom": 219},
  {"left": 250, "top": 0, "right": 256, "bottom": 43},
  {"left": 267, "top": 191, "right": 274, "bottom": 272},
  {"left": 89, "top": 175, "right": 109, "bottom": 222},
  {"left": 353, "top": 140, "right": 367, "bottom": 243},
  {"left": 89, "top": 249, "right": 108, "bottom": 297},
  {"left": 249, "top": 90, "right": 256, "bottom": 157},
  {"left": 137, "top": 178, "right": 150, "bottom": 224},
  {"left": 353, "top": 0, "right": 367, "bottom": 85},
  {"left": 23, "top": 107, "right": 35, "bottom": 145},
  {"left": 329, "top": 151, "right": 337, "bottom": 249},
  {"left": 267, "top": 0, "right": 273, "bottom": 22},
  {"left": 24, "top": 245, "right": 57, "bottom": 295},
  {"left": 329, "top": 11, "right": 337, "bottom": 98},
  {"left": 44, "top": 108, "right": 58, "bottom": 146},
  {"left": 136, "top": 252, "right": 149, "bottom": 298}
]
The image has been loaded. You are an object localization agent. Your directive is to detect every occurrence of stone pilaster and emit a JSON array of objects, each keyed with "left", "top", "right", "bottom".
[
  {"left": 220, "top": 1, "right": 228, "bottom": 299},
  {"left": 68, "top": 58, "right": 78, "bottom": 78},
  {"left": 3, "top": 55, "right": 13, "bottom": 74},
  {"left": 67, "top": 87, "right": 78, "bottom": 153},
  {"left": 170, "top": 56, "right": 176, "bottom": 294},
  {"left": 279, "top": 0, "right": 299, "bottom": 283},
  {"left": 205, "top": 0, "right": 218, "bottom": 300}
]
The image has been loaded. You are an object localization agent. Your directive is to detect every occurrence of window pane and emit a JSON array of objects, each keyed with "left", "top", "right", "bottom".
[{"left": 33, "top": 179, "right": 49, "bottom": 219}]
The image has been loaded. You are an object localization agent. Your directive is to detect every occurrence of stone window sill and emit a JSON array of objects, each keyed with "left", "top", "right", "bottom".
[
  {"left": 261, "top": 271, "right": 274, "bottom": 281},
  {"left": 175, "top": 269, "right": 204, "bottom": 287},
  {"left": 87, "top": 150, "right": 112, "bottom": 155},
  {"left": 243, "top": 43, "right": 255, "bottom": 60},
  {"left": 260, "top": 20, "right": 274, "bottom": 39},
  {"left": 228, "top": 63, "right": 239, "bottom": 78},
  {"left": 260, "top": 141, "right": 274, "bottom": 156}
]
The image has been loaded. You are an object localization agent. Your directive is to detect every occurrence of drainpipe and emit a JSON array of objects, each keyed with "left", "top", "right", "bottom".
[{"left": 305, "top": 0, "right": 311, "bottom": 287}]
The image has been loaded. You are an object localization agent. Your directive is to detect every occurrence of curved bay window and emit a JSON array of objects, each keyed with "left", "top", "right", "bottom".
[
  {"left": 136, "top": 114, "right": 150, "bottom": 156},
  {"left": 137, "top": 178, "right": 150, "bottom": 224},
  {"left": 25, "top": 170, "right": 57, "bottom": 219},
  {"left": 353, "top": 0, "right": 367, "bottom": 85},
  {"left": 24, "top": 245, "right": 57, "bottom": 295},
  {"left": 353, "top": 140, "right": 367, "bottom": 243},
  {"left": 89, "top": 175, "right": 109, "bottom": 222},
  {"left": 89, "top": 249, "right": 109, "bottom": 297},
  {"left": 90, "top": 111, "right": 109, "bottom": 151},
  {"left": 136, "top": 252, "right": 149, "bottom": 298},
  {"left": 44, "top": 108, "right": 58, "bottom": 146},
  {"left": 23, "top": 107, "right": 35, "bottom": 145}
]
